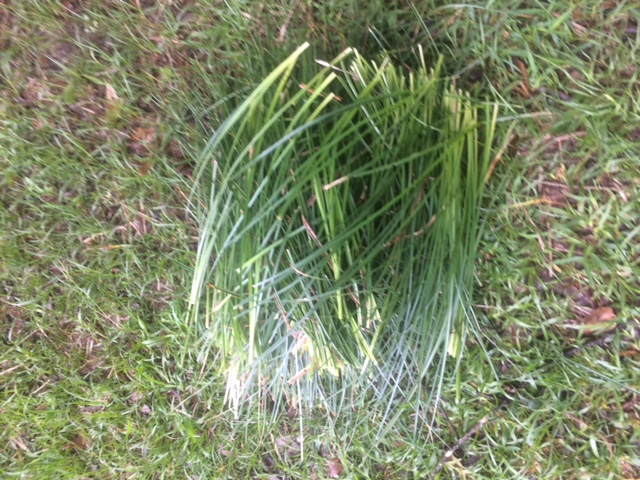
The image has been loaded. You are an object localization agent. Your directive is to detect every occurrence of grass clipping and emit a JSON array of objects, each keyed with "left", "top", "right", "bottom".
[{"left": 189, "top": 43, "right": 498, "bottom": 417}]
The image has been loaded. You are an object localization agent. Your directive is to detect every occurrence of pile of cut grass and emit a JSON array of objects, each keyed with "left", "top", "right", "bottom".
[{"left": 189, "top": 43, "right": 502, "bottom": 423}]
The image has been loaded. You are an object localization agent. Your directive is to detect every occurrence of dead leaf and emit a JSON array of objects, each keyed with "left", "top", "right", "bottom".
[
  {"left": 11, "top": 436, "right": 31, "bottom": 453},
  {"left": 516, "top": 59, "right": 531, "bottom": 98},
  {"left": 137, "top": 161, "right": 153, "bottom": 175},
  {"left": 622, "top": 395, "right": 639, "bottom": 412},
  {"left": 167, "top": 139, "right": 184, "bottom": 160},
  {"left": 22, "top": 78, "right": 52, "bottom": 106},
  {"left": 104, "top": 83, "right": 119, "bottom": 103},
  {"left": 620, "top": 459, "right": 640, "bottom": 479},
  {"left": 275, "top": 435, "right": 301, "bottom": 458},
  {"left": 79, "top": 356, "right": 105, "bottom": 375},
  {"left": 130, "top": 126, "right": 155, "bottom": 143},
  {"left": 327, "top": 458, "right": 343, "bottom": 478},
  {"left": 130, "top": 391, "right": 144, "bottom": 403},
  {"left": 130, "top": 216, "right": 152, "bottom": 237},
  {"left": 104, "top": 83, "right": 121, "bottom": 124},
  {"left": 568, "top": 306, "right": 617, "bottom": 336},
  {"left": 583, "top": 306, "right": 616, "bottom": 323},
  {"left": 79, "top": 404, "right": 106, "bottom": 414},
  {"left": 287, "top": 405, "right": 297, "bottom": 420},
  {"left": 73, "top": 434, "right": 91, "bottom": 450},
  {"left": 620, "top": 347, "right": 639, "bottom": 358},
  {"left": 32, "top": 118, "right": 47, "bottom": 130},
  {"left": 129, "top": 126, "right": 157, "bottom": 157}
]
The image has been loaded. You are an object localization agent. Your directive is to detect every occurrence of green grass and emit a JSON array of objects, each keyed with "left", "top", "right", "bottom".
[
  {"left": 1, "top": 1, "right": 639, "bottom": 478},
  {"left": 187, "top": 43, "right": 502, "bottom": 426}
]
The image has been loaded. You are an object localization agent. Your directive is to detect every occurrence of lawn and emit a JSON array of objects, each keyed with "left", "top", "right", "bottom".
[{"left": 1, "top": 1, "right": 639, "bottom": 479}]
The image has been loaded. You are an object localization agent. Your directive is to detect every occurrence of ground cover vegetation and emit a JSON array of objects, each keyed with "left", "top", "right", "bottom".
[{"left": 1, "top": 1, "right": 639, "bottom": 478}]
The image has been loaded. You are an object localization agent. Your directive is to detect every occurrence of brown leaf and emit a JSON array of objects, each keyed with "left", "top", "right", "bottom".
[
  {"left": 275, "top": 435, "right": 301, "bottom": 458},
  {"left": 79, "top": 404, "right": 106, "bottom": 414},
  {"left": 516, "top": 59, "right": 531, "bottom": 98},
  {"left": 167, "top": 139, "right": 185, "bottom": 160},
  {"left": 130, "top": 127, "right": 156, "bottom": 143},
  {"left": 73, "top": 434, "right": 91, "bottom": 450},
  {"left": 129, "top": 127, "right": 157, "bottom": 157},
  {"left": 104, "top": 83, "right": 119, "bottom": 103},
  {"left": 287, "top": 405, "right": 297, "bottom": 420},
  {"left": 327, "top": 458, "right": 343, "bottom": 478},
  {"left": 22, "top": 78, "right": 52, "bottom": 106},
  {"left": 620, "top": 347, "right": 639, "bottom": 358},
  {"left": 79, "top": 356, "right": 105, "bottom": 375},
  {"left": 104, "top": 83, "right": 121, "bottom": 123},
  {"left": 130, "top": 216, "right": 152, "bottom": 237},
  {"left": 32, "top": 119, "right": 47, "bottom": 130},
  {"left": 137, "top": 161, "right": 153, "bottom": 175},
  {"left": 11, "top": 436, "right": 31, "bottom": 453},
  {"left": 575, "top": 306, "right": 617, "bottom": 336},
  {"left": 583, "top": 306, "right": 616, "bottom": 324},
  {"left": 130, "top": 391, "right": 144, "bottom": 403},
  {"left": 622, "top": 395, "right": 639, "bottom": 412}
]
